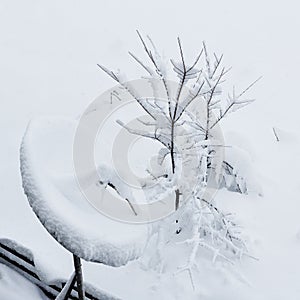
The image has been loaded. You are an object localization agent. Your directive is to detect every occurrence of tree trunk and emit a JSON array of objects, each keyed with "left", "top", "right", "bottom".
[{"left": 170, "top": 120, "right": 175, "bottom": 174}]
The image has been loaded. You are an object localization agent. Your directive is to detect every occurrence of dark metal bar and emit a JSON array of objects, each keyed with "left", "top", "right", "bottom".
[{"left": 73, "top": 254, "right": 85, "bottom": 300}]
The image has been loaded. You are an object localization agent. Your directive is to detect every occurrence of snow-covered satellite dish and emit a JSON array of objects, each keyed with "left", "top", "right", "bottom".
[{"left": 20, "top": 117, "right": 149, "bottom": 266}]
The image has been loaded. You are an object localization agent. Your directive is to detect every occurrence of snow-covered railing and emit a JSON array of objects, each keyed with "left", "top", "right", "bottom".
[{"left": 0, "top": 238, "right": 119, "bottom": 300}]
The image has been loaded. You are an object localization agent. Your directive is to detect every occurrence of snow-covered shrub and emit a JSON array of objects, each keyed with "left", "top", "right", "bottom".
[{"left": 97, "top": 31, "right": 259, "bottom": 286}]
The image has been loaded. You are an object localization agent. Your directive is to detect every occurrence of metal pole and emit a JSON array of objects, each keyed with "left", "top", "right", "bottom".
[{"left": 73, "top": 254, "right": 85, "bottom": 300}]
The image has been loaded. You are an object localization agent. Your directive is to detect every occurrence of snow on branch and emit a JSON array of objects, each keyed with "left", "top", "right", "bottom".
[{"left": 116, "top": 120, "right": 170, "bottom": 149}]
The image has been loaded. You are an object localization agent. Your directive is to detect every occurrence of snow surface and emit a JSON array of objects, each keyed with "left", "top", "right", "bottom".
[
  {"left": 1, "top": 0, "right": 300, "bottom": 299},
  {"left": 0, "top": 263, "right": 46, "bottom": 300}
]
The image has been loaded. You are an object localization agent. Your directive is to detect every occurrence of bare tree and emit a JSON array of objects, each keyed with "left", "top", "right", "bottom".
[{"left": 97, "top": 32, "right": 260, "bottom": 289}]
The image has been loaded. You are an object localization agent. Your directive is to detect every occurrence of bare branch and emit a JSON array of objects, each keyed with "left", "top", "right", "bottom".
[
  {"left": 177, "top": 37, "right": 186, "bottom": 72},
  {"left": 237, "top": 76, "right": 262, "bottom": 98},
  {"left": 211, "top": 53, "right": 223, "bottom": 78},
  {"left": 209, "top": 76, "right": 261, "bottom": 129},
  {"left": 202, "top": 41, "right": 211, "bottom": 78},
  {"left": 187, "top": 49, "right": 204, "bottom": 73},
  {"left": 97, "top": 64, "right": 157, "bottom": 119},
  {"left": 204, "top": 67, "right": 226, "bottom": 138},
  {"left": 172, "top": 37, "right": 187, "bottom": 120},
  {"left": 97, "top": 64, "right": 119, "bottom": 81},
  {"left": 105, "top": 182, "right": 138, "bottom": 216},
  {"left": 136, "top": 30, "right": 172, "bottom": 118},
  {"left": 207, "top": 67, "right": 226, "bottom": 106},
  {"left": 272, "top": 127, "right": 280, "bottom": 142},
  {"left": 175, "top": 80, "right": 205, "bottom": 122},
  {"left": 136, "top": 30, "right": 159, "bottom": 70},
  {"left": 128, "top": 51, "right": 153, "bottom": 75}
]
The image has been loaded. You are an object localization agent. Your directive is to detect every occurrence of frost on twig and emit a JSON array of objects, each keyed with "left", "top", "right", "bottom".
[{"left": 174, "top": 194, "right": 248, "bottom": 289}]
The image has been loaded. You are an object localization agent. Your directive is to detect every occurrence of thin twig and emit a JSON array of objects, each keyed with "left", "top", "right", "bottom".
[
  {"left": 104, "top": 182, "right": 138, "bottom": 216},
  {"left": 272, "top": 127, "right": 280, "bottom": 142}
]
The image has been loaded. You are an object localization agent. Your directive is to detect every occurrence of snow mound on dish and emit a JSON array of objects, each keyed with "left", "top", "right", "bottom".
[{"left": 20, "top": 117, "right": 150, "bottom": 266}]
